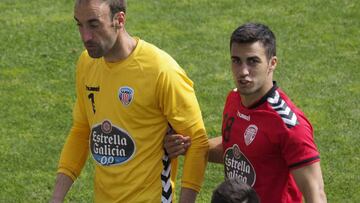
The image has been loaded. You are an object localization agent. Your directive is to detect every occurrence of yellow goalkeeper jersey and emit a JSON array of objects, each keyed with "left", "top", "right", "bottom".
[{"left": 57, "top": 38, "right": 208, "bottom": 202}]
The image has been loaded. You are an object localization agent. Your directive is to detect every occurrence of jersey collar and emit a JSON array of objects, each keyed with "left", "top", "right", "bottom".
[{"left": 246, "top": 81, "right": 278, "bottom": 109}]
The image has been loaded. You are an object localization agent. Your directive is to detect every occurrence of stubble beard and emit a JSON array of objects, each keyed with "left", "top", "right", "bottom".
[{"left": 87, "top": 46, "right": 104, "bottom": 58}]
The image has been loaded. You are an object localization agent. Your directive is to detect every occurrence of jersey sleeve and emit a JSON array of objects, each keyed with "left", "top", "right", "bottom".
[
  {"left": 280, "top": 113, "right": 320, "bottom": 170},
  {"left": 57, "top": 52, "right": 91, "bottom": 181},
  {"left": 156, "top": 62, "right": 209, "bottom": 192}
]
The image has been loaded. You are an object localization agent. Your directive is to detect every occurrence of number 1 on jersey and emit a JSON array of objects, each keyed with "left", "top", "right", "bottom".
[{"left": 88, "top": 93, "right": 96, "bottom": 114}]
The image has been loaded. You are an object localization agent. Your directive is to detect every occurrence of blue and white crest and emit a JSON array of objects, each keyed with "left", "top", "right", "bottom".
[{"left": 118, "top": 86, "right": 134, "bottom": 106}]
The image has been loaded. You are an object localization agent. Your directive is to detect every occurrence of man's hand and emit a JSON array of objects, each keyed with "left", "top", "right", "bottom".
[
  {"left": 50, "top": 173, "right": 74, "bottom": 203},
  {"left": 164, "top": 134, "right": 191, "bottom": 158},
  {"left": 179, "top": 187, "right": 197, "bottom": 203}
]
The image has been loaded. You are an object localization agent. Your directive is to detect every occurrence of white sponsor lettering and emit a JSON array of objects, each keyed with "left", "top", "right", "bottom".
[
  {"left": 237, "top": 111, "right": 250, "bottom": 121},
  {"left": 225, "top": 154, "right": 251, "bottom": 173},
  {"left": 92, "top": 131, "right": 128, "bottom": 146},
  {"left": 226, "top": 166, "right": 248, "bottom": 184},
  {"left": 93, "top": 143, "right": 127, "bottom": 157}
]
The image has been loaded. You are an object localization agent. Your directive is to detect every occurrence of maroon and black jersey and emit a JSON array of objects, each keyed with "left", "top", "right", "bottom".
[{"left": 222, "top": 83, "right": 320, "bottom": 203}]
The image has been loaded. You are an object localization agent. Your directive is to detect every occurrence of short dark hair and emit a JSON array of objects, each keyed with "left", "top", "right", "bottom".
[
  {"left": 211, "top": 178, "right": 260, "bottom": 203},
  {"left": 76, "top": 0, "right": 126, "bottom": 17},
  {"left": 230, "top": 23, "right": 276, "bottom": 59},
  {"left": 103, "top": 0, "right": 126, "bottom": 18}
]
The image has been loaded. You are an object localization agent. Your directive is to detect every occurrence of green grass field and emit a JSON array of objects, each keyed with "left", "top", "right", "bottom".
[{"left": 1, "top": 0, "right": 359, "bottom": 202}]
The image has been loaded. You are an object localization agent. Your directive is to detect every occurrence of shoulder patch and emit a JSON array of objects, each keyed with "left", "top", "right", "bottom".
[{"left": 267, "top": 90, "right": 298, "bottom": 128}]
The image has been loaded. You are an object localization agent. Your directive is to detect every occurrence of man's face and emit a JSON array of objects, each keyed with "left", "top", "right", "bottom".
[
  {"left": 230, "top": 41, "right": 276, "bottom": 99},
  {"left": 74, "top": 0, "right": 118, "bottom": 58}
]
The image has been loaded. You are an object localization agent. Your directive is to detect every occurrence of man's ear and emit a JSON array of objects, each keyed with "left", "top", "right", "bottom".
[
  {"left": 268, "top": 56, "right": 277, "bottom": 73},
  {"left": 113, "top": 11, "right": 125, "bottom": 29}
]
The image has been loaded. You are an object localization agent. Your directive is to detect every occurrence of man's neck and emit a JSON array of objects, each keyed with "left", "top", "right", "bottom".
[
  {"left": 104, "top": 31, "right": 137, "bottom": 63},
  {"left": 240, "top": 81, "right": 274, "bottom": 108}
]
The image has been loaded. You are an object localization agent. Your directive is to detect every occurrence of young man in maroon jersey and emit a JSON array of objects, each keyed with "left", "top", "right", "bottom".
[{"left": 165, "top": 23, "right": 327, "bottom": 203}]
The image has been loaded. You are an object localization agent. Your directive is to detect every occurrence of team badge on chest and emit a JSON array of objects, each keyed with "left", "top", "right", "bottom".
[
  {"left": 244, "top": 124, "right": 258, "bottom": 146},
  {"left": 118, "top": 86, "right": 134, "bottom": 106}
]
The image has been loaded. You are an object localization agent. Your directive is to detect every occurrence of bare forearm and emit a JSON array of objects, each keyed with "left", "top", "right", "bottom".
[
  {"left": 302, "top": 185, "right": 327, "bottom": 203},
  {"left": 50, "top": 173, "right": 74, "bottom": 203},
  {"left": 292, "top": 162, "right": 327, "bottom": 203},
  {"left": 179, "top": 187, "right": 197, "bottom": 203},
  {"left": 302, "top": 177, "right": 327, "bottom": 203},
  {"left": 208, "top": 136, "right": 223, "bottom": 163}
]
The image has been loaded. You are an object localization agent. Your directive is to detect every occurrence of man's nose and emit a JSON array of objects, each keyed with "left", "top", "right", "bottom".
[
  {"left": 237, "top": 64, "right": 249, "bottom": 77},
  {"left": 80, "top": 28, "right": 93, "bottom": 42}
]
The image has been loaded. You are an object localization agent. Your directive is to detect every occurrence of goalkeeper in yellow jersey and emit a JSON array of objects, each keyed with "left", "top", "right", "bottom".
[{"left": 50, "top": 0, "right": 208, "bottom": 202}]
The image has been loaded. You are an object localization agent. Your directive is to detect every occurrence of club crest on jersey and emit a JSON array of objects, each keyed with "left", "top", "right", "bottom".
[
  {"left": 118, "top": 86, "right": 134, "bottom": 106},
  {"left": 244, "top": 124, "right": 258, "bottom": 146}
]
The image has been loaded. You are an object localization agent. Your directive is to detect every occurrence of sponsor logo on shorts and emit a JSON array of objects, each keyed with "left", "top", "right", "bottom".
[
  {"left": 90, "top": 120, "right": 136, "bottom": 166},
  {"left": 224, "top": 144, "right": 256, "bottom": 186}
]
